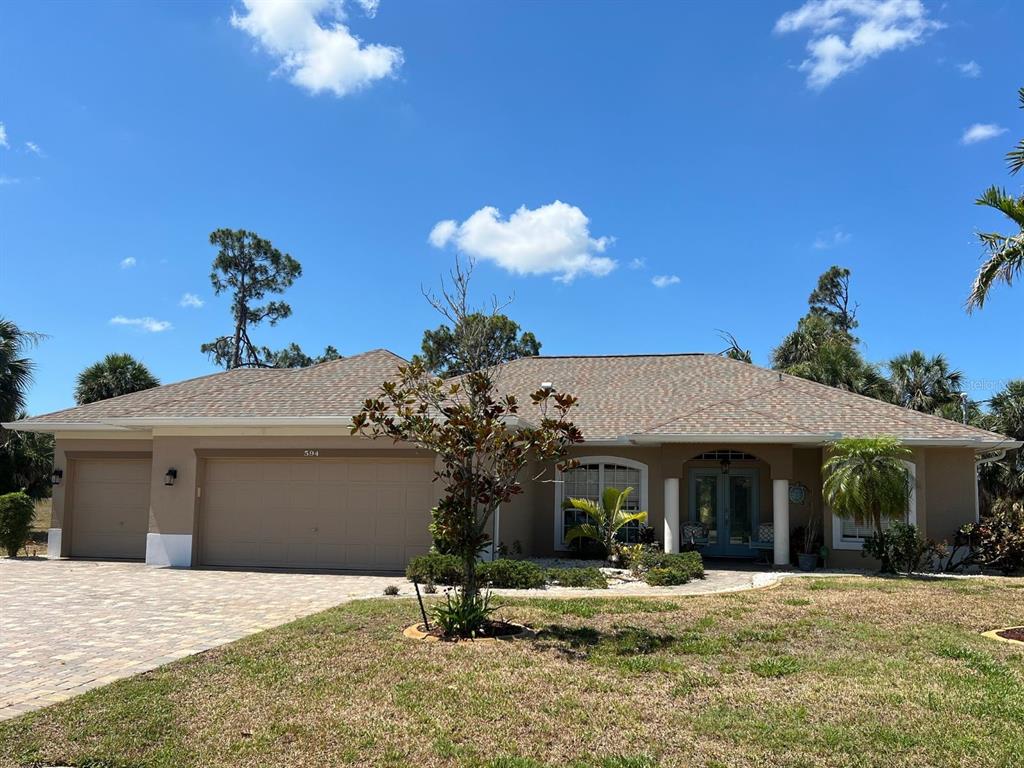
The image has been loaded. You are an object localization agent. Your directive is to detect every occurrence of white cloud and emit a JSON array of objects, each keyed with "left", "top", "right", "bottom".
[
  {"left": 429, "top": 201, "right": 616, "bottom": 283},
  {"left": 179, "top": 292, "right": 204, "bottom": 308},
  {"left": 774, "top": 0, "right": 943, "bottom": 90},
  {"left": 110, "top": 316, "right": 172, "bottom": 333},
  {"left": 961, "top": 123, "right": 1007, "bottom": 145},
  {"left": 0, "top": 123, "right": 7, "bottom": 148},
  {"left": 958, "top": 60, "right": 981, "bottom": 78},
  {"left": 0, "top": 176, "right": 19, "bottom": 185},
  {"left": 812, "top": 227, "right": 852, "bottom": 249},
  {"left": 231, "top": 0, "right": 403, "bottom": 98},
  {"left": 628, "top": 257, "right": 646, "bottom": 270},
  {"left": 25, "top": 141, "right": 44, "bottom": 156},
  {"left": 652, "top": 275, "right": 681, "bottom": 288},
  {"left": 120, "top": 256, "right": 137, "bottom": 269},
  {"left": 355, "top": 0, "right": 379, "bottom": 17}
]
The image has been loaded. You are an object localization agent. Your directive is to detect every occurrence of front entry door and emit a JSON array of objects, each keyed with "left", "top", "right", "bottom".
[{"left": 688, "top": 469, "right": 758, "bottom": 557}]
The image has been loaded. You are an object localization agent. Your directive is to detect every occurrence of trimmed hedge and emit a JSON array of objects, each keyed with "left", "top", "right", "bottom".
[
  {"left": 406, "top": 554, "right": 549, "bottom": 589},
  {"left": 634, "top": 550, "right": 705, "bottom": 586},
  {"left": 546, "top": 566, "right": 608, "bottom": 589},
  {"left": 479, "top": 558, "right": 547, "bottom": 589},
  {"left": 406, "top": 553, "right": 462, "bottom": 585}
]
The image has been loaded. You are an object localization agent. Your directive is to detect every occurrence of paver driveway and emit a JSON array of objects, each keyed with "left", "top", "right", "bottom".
[{"left": 0, "top": 559, "right": 404, "bottom": 720}]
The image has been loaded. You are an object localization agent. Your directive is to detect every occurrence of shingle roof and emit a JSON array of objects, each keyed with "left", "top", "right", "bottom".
[
  {"left": 14, "top": 349, "right": 407, "bottom": 424},
  {"left": 9, "top": 350, "right": 1015, "bottom": 447},
  {"left": 487, "top": 354, "right": 1013, "bottom": 446}
]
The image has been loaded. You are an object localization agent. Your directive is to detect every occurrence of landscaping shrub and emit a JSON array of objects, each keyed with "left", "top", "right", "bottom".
[
  {"left": 948, "top": 500, "right": 1024, "bottom": 574},
  {"left": 406, "top": 552, "right": 462, "bottom": 585},
  {"left": 632, "top": 550, "right": 705, "bottom": 581},
  {"left": 0, "top": 491, "right": 34, "bottom": 558},
  {"left": 433, "top": 588, "right": 496, "bottom": 637},
  {"left": 644, "top": 566, "right": 692, "bottom": 586},
  {"left": 478, "top": 558, "right": 547, "bottom": 589},
  {"left": 863, "top": 522, "right": 943, "bottom": 574},
  {"left": 547, "top": 566, "right": 608, "bottom": 589},
  {"left": 383, "top": 584, "right": 400, "bottom": 596}
]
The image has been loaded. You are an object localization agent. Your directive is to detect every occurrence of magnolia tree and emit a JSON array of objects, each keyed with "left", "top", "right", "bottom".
[{"left": 351, "top": 260, "right": 582, "bottom": 612}]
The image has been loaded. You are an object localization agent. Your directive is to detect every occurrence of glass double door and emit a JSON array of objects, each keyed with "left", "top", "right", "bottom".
[{"left": 689, "top": 469, "right": 758, "bottom": 557}]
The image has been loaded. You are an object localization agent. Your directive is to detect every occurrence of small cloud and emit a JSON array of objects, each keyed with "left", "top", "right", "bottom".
[
  {"left": 25, "top": 141, "right": 44, "bottom": 157},
  {"left": 355, "top": 0, "right": 380, "bottom": 17},
  {"left": 120, "top": 256, "right": 137, "bottom": 269},
  {"left": 812, "top": 227, "right": 852, "bottom": 250},
  {"left": 0, "top": 176, "right": 19, "bottom": 186},
  {"left": 774, "top": 0, "right": 943, "bottom": 90},
  {"left": 628, "top": 258, "right": 646, "bottom": 270},
  {"left": 110, "top": 315, "right": 172, "bottom": 333},
  {"left": 652, "top": 275, "right": 681, "bottom": 288},
  {"left": 958, "top": 60, "right": 981, "bottom": 78},
  {"left": 429, "top": 200, "right": 616, "bottom": 283},
  {"left": 231, "top": 0, "right": 403, "bottom": 98},
  {"left": 179, "top": 292, "right": 204, "bottom": 308},
  {"left": 0, "top": 123, "right": 8, "bottom": 148},
  {"left": 961, "top": 123, "right": 1007, "bottom": 145},
  {"left": 428, "top": 219, "right": 458, "bottom": 248}
]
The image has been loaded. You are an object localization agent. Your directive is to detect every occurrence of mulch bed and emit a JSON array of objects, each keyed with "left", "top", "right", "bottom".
[
  {"left": 405, "top": 620, "right": 532, "bottom": 642},
  {"left": 996, "top": 627, "right": 1024, "bottom": 642}
]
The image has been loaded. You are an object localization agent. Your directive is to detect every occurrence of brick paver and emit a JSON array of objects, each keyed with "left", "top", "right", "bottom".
[
  {"left": 0, "top": 558, "right": 791, "bottom": 720},
  {"left": 0, "top": 559, "right": 406, "bottom": 720}
]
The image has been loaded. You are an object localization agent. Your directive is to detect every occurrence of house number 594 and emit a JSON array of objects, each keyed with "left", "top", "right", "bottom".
[{"left": 303, "top": 450, "right": 320, "bottom": 457}]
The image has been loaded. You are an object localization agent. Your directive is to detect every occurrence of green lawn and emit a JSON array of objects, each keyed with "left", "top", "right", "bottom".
[{"left": 2, "top": 577, "right": 1022, "bottom": 768}]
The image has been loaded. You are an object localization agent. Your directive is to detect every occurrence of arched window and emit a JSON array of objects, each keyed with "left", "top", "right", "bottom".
[
  {"left": 832, "top": 460, "right": 917, "bottom": 550},
  {"left": 554, "top": 457, "right": 649, "bottom": 549}
]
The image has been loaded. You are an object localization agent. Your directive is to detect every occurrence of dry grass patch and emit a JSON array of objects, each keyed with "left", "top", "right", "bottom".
[{"left": 1, "top": 576, "right": 1022, "bottom": 768}]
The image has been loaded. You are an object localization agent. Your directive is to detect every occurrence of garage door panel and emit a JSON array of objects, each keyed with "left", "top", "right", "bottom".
[
  {"left": 70, "top": 459, "right": 150, "bottom": 560},
  {"left": 201, "top": 457, "right": 435, "bottom": 571}
]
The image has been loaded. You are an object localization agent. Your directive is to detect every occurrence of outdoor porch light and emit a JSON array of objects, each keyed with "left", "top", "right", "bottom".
[
  {"left": 51, "top": 468, "right": 63, "bottom": 486},
  {"left": 719, "top": 457, "right": 731, "bottom": 475},
  {"left": 164, "top": 468, "right": 177, "bottom": 486}
]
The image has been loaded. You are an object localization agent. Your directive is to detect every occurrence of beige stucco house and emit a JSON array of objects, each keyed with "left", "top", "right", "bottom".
[{"left": 5, "top": 349, "right": 1018, "bottom": 571}]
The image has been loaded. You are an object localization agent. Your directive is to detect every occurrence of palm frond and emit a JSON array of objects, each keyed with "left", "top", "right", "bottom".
[{"left": 564, "top": 524, "right": 600, "bottom": 545}]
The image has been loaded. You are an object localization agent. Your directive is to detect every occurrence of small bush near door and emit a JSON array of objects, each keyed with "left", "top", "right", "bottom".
[
  {"left": 0, "top": 491, "right": 35, "bottom": 558},
  {"left": 632, "top": 551, "right": 705, "bottom": 586}
]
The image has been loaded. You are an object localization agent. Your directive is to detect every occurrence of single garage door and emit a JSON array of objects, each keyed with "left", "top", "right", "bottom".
[
  {"left": 199, "top": 457, "right": 435, "bottom": 571},
  {"left": 70, "top": 458, "right": 151, "bottom": 559}
]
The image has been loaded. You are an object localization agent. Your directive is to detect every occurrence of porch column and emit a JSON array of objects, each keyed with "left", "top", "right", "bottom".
[
  {"left": 664, "top": 477, "right": 680, "bottom": 554},
  {"left": 772, "top": 479, "right": 790, "bottom": 567}
]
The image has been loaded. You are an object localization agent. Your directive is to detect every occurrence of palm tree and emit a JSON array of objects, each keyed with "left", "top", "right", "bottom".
[
  {"left": 564, "top": 486, "right": 648, "bottom": 563},
  {"left": 887, "top": 351, "right": 963, "bottom": 414},
  {"left": 967, "top": 88, "right": 1024, "bottom": 311},
  {"left": 74, "top": 354, "right": 160, "bottom": 405},
  {"left": 823, "top": 437, "right": 912, "bottom": 571},
  {"left": 0, "top": 318, "right": 43, "bottom": 424},
  {"left": 967, "top": 187, "right": 1024, "bottom": 311}
]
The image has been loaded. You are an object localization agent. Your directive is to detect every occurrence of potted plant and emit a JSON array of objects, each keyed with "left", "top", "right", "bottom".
[{"left": 797, "top": 514, "right": 820, "bottom": 572}]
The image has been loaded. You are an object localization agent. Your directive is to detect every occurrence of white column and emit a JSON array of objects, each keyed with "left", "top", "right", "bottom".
[
  {"left": 664, "top": 477, "right": 680, "bottom": 554},
  {"left": 773, "top": 479, "right": 790, "bottom": 567}
]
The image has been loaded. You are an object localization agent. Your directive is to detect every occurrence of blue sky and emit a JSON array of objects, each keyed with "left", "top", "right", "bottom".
[{"left": 1, "top": 0, "right": 1021, "bottom": 415}]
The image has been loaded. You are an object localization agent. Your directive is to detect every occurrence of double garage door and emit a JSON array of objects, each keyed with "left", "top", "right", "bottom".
[
  {"left": 69, "top": 458, "right": 150, "bottom": 559},
  {"left": 199, "top": 457, "right": 435, "bottom": 571}
]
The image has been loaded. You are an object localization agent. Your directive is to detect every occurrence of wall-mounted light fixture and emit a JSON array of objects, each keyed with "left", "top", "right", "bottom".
[
  {"left": 719, "top": 457, "right": 731, "bottom": 475},
  {"left": 164, "top": 468, "right": 178, "bottom": 486},
  {"left": 51, "top": 468, "right": 63, "bottom": 486}
]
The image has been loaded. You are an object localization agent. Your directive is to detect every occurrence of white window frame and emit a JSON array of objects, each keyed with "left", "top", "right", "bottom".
[
  {"left": 553, "top": 456, "right": 649, "bottom": 550},
  {"left": 832, "top": 460, "right": 917, "bottom": 551}
]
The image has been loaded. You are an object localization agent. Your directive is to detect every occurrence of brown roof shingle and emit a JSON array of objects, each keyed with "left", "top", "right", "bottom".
[{"left": 10, "top": 350, "right": 1015, "bottom": 447}]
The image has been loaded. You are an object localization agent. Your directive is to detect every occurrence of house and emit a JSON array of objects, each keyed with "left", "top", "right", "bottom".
[{"left": 6, "top": 349, "right": 1018, "bottom": 571}]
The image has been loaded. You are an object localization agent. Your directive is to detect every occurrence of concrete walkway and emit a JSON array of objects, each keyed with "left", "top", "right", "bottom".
[{"left": 0, "top": 558, "right": 789, "bottom": 720}]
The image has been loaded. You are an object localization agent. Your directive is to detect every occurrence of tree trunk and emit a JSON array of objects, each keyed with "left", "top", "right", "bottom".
[
  {"left": 871, "top": 505, "right": 893, "bottom": 574},
  {"left": 231, "top": 272, "right": 246, "bottom": 370}
]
